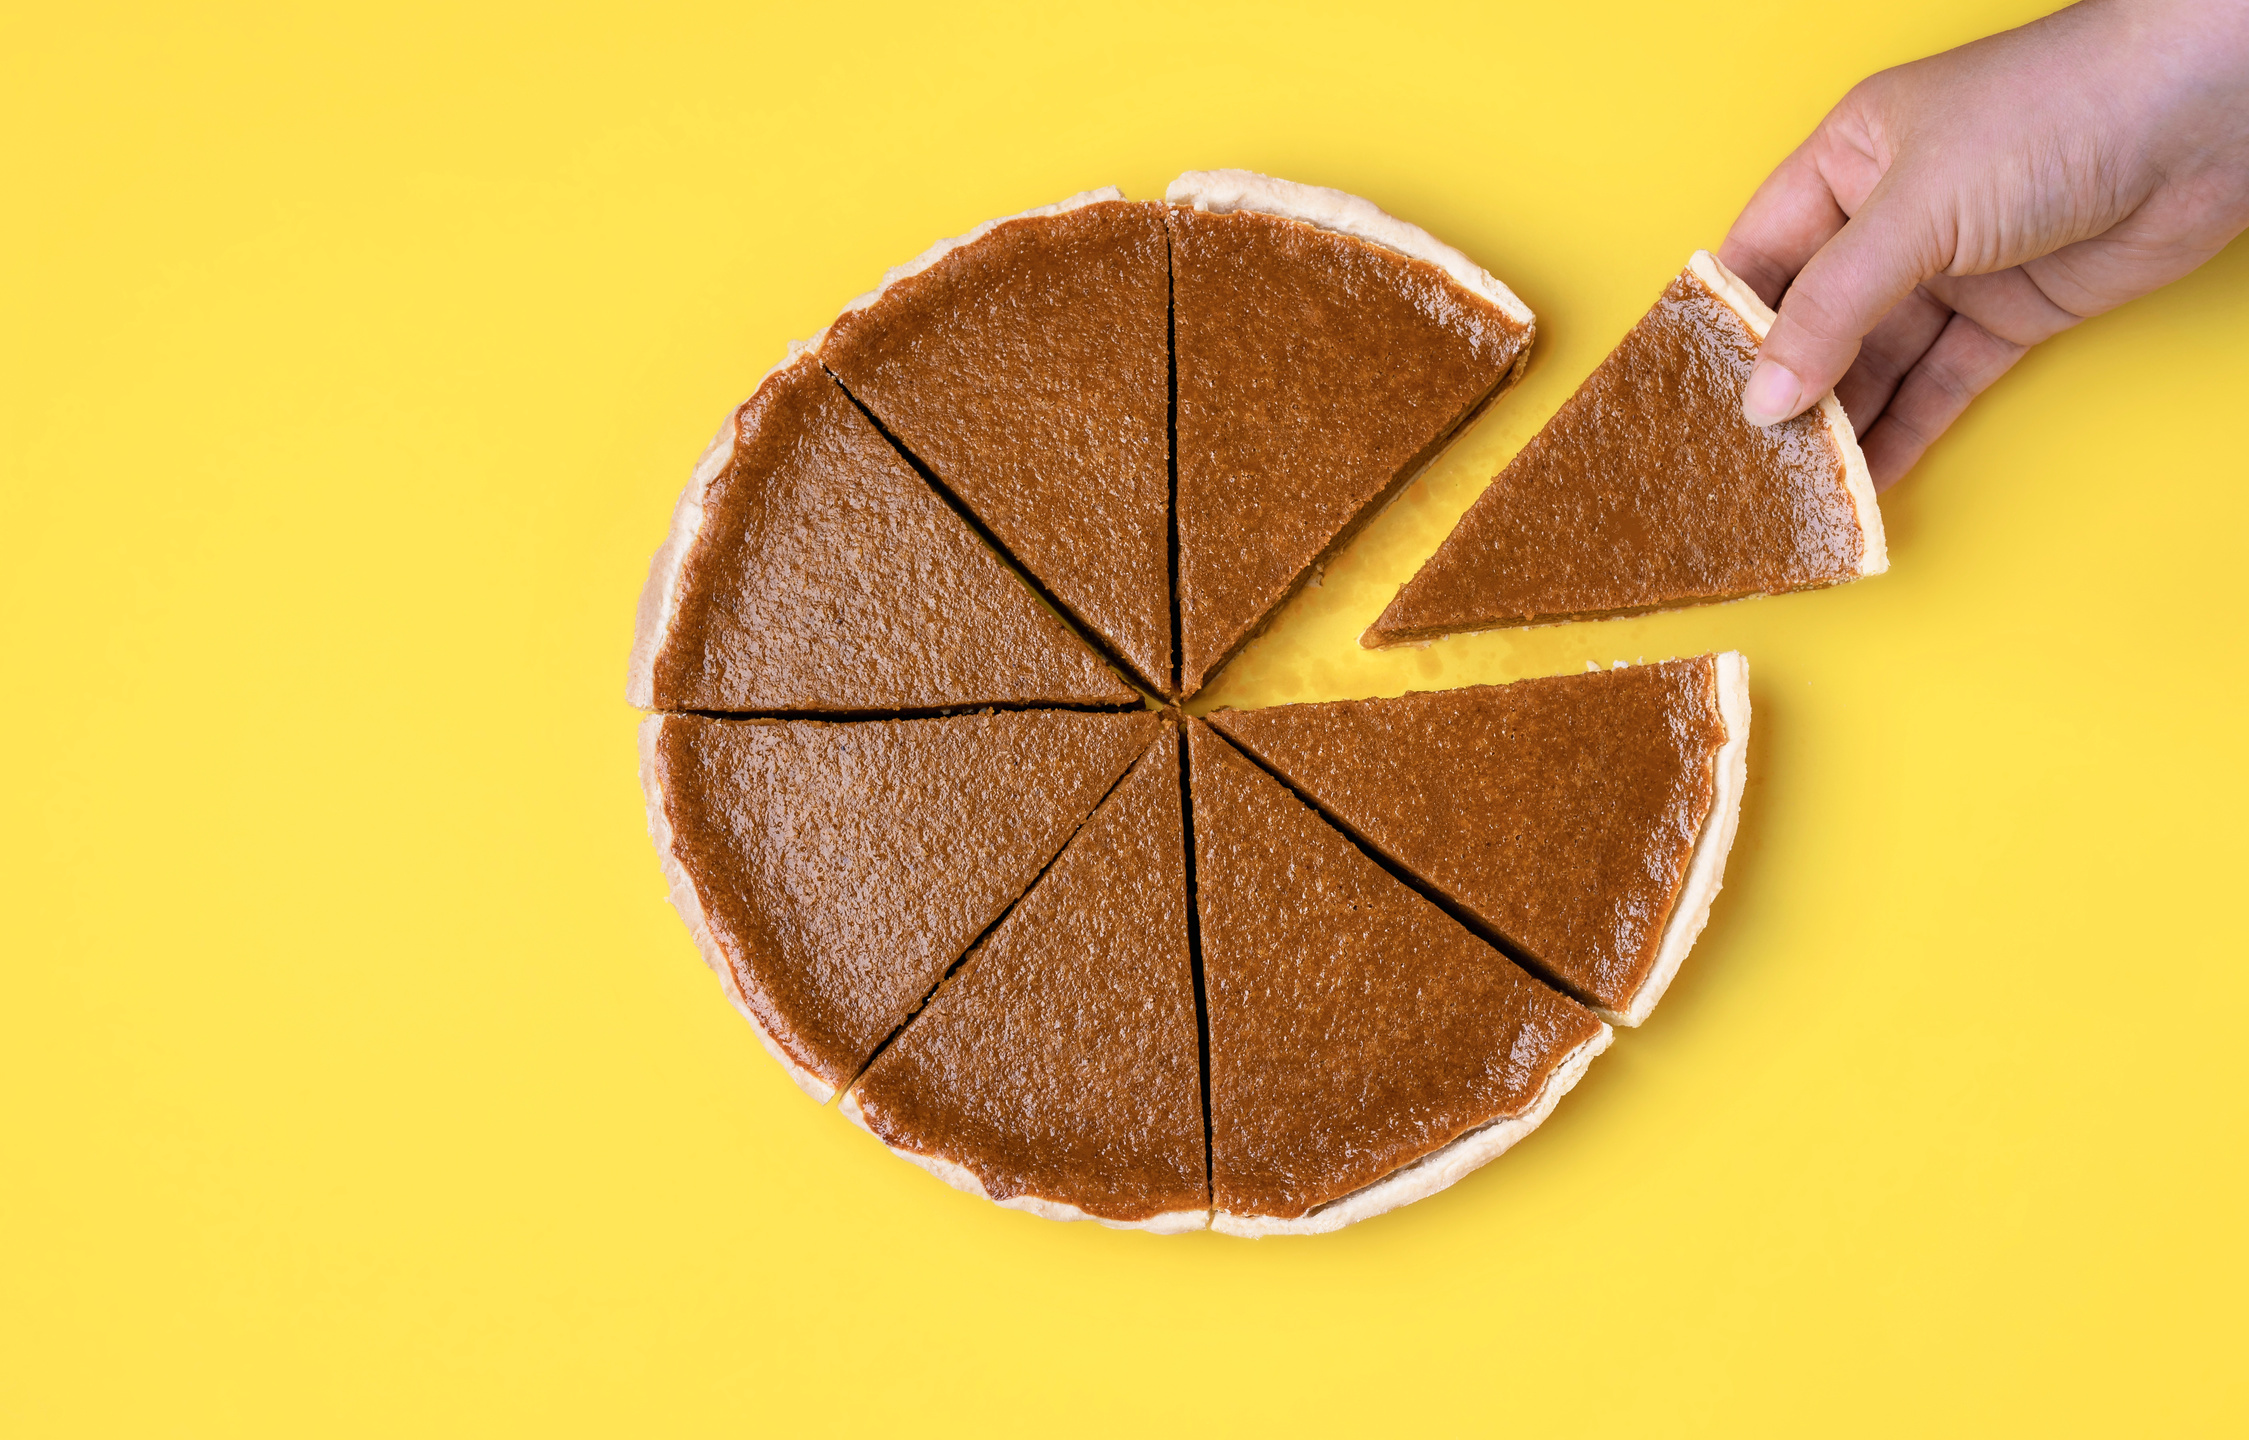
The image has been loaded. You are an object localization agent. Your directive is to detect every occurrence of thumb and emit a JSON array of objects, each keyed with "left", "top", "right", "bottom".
[{"left": 1741, "top": 179, "right": 1945, "bottom": 426}]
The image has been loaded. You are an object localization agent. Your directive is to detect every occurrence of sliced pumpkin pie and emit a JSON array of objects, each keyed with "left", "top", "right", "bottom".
[
  {"left": 641, "top": 708, "right": 1159, "bottom": 1100},
  {"left": 1167, "top": 170, "right": 1536, "bottom": 696},
  {"left": 627, "top": 350, "right": 1136, "bottom": 715},
  {"left": 842, "top": 724, "right": 1206, "bottom": 1232},
  {"left": 1210, "top": 654, "right": 1749, "bottom": 1025},
  {"left": 1368, "top": 252, "right": 1886, "bottom": 646},
  {"left": 819, "top": 190, "right": 1174, "bottom": 695},
  {"left": 1187, "top": 721, "right": 1610, "bottom": 1236}
]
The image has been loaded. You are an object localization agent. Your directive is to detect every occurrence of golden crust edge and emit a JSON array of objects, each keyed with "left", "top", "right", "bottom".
[
  {"left": 1168, "top": 168, "right": 1534, "bottom": 328},
  {"left": 1211, "top": 1023, "right": 1613, "bottom": 1238},
  {"left": 833, "top": 186, "right": 1128, "bottom": 320},
  {"left": 636, "top": 715, "right": 836, "bottom": 1103},
  {"left": 1687, "top": 250, "right": 1888, "bottom": 578},
  {"left": 1599, "top": 650, "right": 1752, "bottom": 1028},
  {"left": 836, "top": 1087, "right": 1210, "bottom": 1234}
]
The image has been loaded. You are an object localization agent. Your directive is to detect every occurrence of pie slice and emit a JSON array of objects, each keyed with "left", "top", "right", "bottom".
[
  {"left": 1167, "top": 170, "right": 1536, "bottom": 696},
  {"left": 1186, "top": 721, "right": 1610, "bottom": 1236},
  {"left": 640, "top": 707, "right": 1160, "bottom": 1100},
  {"left": 1209, "top": 654, "right": 1749, "bottom": 1025},
  {"left": 818, "top": 190, "right": 1173, "bottom": 695},
  {"left": 627, "top": 350, "right": 1137, "bottom": 714},
  {"left": 1367, "top": 252, "right": 1887, "bottom": 647},
  {"left": 841, "top": 724, "right": 1206, "bottom": 1232}
]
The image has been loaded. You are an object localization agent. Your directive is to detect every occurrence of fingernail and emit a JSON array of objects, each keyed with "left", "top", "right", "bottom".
[{"left": 1741, "top": 361, "right": 1802, "bottom": 427}]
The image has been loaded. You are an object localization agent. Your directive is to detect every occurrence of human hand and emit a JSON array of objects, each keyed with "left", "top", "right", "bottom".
[{"left": 1720, "top": 0, "right": 2249, "bottom": 489}]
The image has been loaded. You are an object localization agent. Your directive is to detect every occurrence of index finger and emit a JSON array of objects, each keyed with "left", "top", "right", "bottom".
[{"left": 1718, "top": 141, "right": 1850, "bottom": 308}]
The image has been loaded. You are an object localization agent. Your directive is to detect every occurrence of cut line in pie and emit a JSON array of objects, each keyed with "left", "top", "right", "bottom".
[
  {"left": 628, "top": 350, "right": 1141, "bottom": 714},
  {"left": 639, "top": 707, "right": 1159, "bottom": 1099},
  {"left": 820, "top": 193, "right": 1176, "bottom": 696},
  {"left": 841, "top": 723, "right": 1207, "bottom": 1232},
  {"left": 1189, "top": 719, "right": 1613, "bottom": 1235},
  {"left": 1209, "top": 653, "right": 1749, "bottom": 1025},
  {"left": 631, "top": 171, "right": 1880, "bottom": 1234},
  {"left": 1168, "top": 171, "right": 1536, "bottom": 695}
]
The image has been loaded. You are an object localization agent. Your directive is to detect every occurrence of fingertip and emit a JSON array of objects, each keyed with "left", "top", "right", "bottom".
[{"left": 1741, "top": 360, "right": 1806, "bottom": 428}]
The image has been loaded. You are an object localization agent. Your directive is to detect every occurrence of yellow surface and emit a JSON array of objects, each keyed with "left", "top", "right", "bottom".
[{"left": 5, "top": 0, "right": 2245, "bottom": 1432}]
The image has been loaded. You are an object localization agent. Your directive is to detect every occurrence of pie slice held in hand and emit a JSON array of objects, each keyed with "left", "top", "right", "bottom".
[
  {"left": 819, "top": 191, "right": 1174, "bottom": 696},
  {"left": 1168, "top": 170, "right": 1536, "bottom": 697},
  {"left": 627, "top": 352, "right": 1137, "bottom": 714},
  {"left": 1368, "top": 252, "right": 1886, "bottom": 647},
  {"left": 1187, "top": 721, "right": 1610, "bottom": 1236},
  {"left": 641, "top": 708, "right": 1160, "bottom": 1100},
  {"left": 1210, "top": 654, "right": 1749, "bottom": 1024},
  {"left": 843, "top": 724, "right": 1207, "bottom": 1232}
]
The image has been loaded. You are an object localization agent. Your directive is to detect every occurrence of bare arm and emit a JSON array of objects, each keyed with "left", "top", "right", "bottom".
[{"left": 1723, "top": 0, "right": 2249, "bottom": 488}]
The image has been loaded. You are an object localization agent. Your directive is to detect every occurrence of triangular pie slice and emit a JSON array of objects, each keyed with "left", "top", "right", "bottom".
[
  {"left": 1167, "top": 170, "right": 1536, "bottom": 696},
  {"left": 1186, "top": 721, "right": 1610, "bottom": 1236},
  {"left": 627, "top": 350, "right": 1137, "bottom": 714},
  {"left": 1367, "top": 252, "right": 1888, "bottom": 647},
  {"left": 818, "top": 190, "right": 1173, "bottom": 695},
  {"left": 640, "top": 708, "right": 1160, "bottom": 1100},
  {"left": 842, "top": 724, "right": 1207, "bottom": 1232},
  {"left": 1209, "top": 654, "right": 1749, "bottom": 1025}
]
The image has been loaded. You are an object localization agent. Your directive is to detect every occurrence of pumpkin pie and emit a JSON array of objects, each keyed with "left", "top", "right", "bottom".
[
  {"left": 1368, "top": 252, "right": 1886, "bottom": 646},
  {"left": 842, "top": 724, "right": 1207, "bottom": 1231},
  {"left": 628, "top": 350, "right": 1138, "bottom": 714},
  {"left": 1210, "top": 654, "right": 1749, "bottom": 1024},
  {"left": 819, "top": 191, "right": 1174, "bottom": 695},
  {"left": 640, "top": 708, "right": 1159, "bottom": 1099},
  {"left": 1167, "top": 170, "right": 1535, "bottom": 695},
  {"left": 1186, "top": 721, "right": 1609, "bottom": 1235}
]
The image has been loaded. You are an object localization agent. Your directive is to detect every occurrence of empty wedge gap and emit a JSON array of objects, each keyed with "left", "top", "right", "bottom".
[
  {"left": 823, "top": 364, "right": 1168, "bottom": 702},
  {"left": 838, "top": 722, "right": 1167, "bottom": 1096},
  {"left": 1203, "top": 722, "right": 1600, "bottom": 1013},
  {"left": 1176, "top": 720, "right": 1214, "bottom": 1200}
]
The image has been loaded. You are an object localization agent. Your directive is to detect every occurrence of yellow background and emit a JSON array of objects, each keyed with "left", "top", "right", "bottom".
[{"left": 6, "top": 0, "right": 2244, "bottom": 1432}]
